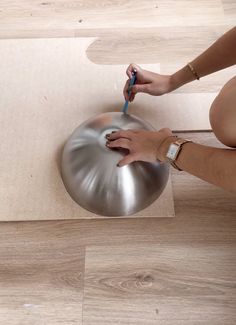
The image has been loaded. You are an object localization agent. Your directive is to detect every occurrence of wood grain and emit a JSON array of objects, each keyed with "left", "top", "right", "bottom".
[
  {"left": 83, "top": 243, "right": 236, "bottom": 324},
  {"left": 86, "top": 26, "right": 226, "bottom": 65},
  {"left": 0, "top": 195, "right": 235, "bottom": 323},
  {"left": 1, "top": 214, "right": 235, "bottom": 249},
  {"left": 222, "top": 0, "right": 236, "bottom": 24},
  {"left": 0, "top": 238, "right": 85, "bottom": 325},
  {"left": 0, "top": 0, "right": 225, "bottom": 33}
]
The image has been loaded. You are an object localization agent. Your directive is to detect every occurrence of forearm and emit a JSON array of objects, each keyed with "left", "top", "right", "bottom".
[
  {"left": 171, "top": 27, "right": 236, "bottom": 90},
  {"left": 161, "top": 138, "right": 236, "bottom": 192}
]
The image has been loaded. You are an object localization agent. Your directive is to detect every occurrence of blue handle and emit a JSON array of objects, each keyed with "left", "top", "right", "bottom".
[{"left": 122, "top": 72, "right": 137, "bottom": 114}]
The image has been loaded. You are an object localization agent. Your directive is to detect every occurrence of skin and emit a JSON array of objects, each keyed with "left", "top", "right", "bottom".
[{"left": 106, "top": 27, "right": 236, "bottom": 192}]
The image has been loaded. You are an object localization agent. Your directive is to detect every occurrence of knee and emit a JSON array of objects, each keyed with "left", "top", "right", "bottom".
[{"left": 210, "top": 95, "right": 236, "bottom": 148}]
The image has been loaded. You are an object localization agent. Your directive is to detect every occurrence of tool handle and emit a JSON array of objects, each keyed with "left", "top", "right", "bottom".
[{"left": 122, "top": 71, "right": 137, "bottom": 114}]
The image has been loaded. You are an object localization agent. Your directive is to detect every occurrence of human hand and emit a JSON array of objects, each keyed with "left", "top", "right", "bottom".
[
  {"left": 124, "top": 63, "right": 174, "bottom": 102},
  {"left": 106, "top": 128, "right": 174, "bottom": 167}
]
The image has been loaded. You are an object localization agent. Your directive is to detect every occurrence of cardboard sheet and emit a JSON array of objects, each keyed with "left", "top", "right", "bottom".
[{"left": 0, "top": 37, "right": 175, "bottom": 220}]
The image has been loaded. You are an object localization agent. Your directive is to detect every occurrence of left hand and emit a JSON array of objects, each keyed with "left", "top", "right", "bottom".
[{"left": 106, "top": 128, "right": 174, "bottom": 167}]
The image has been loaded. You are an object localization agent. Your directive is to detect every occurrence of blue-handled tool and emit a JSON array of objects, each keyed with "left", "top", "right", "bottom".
[{"left": 122, "top": 71, "right": 137, "bottom": 114}]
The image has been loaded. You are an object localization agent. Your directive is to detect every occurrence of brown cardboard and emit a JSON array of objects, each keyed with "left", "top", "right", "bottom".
[{"left": 0, "top": 38, "right": 176, "bottom": 220}]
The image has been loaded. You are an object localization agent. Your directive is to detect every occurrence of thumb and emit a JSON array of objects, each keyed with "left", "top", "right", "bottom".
[
  {"left": 117, "top": 154, "right": 137, "bottom": 167},
  {"left": 131, "top": 84, "right": 150, "bottom": 95}
]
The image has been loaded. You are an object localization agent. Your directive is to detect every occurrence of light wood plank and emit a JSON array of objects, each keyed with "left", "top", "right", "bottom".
[
  {"left": 86, "top": 26, "right": 226, "bottom": 65},
  {"left": 0, "top": 214, "right": 235, "bottom": 248},
  {"left": 0, "top": 169, "right": 235, "bottom": 323},
  {"left": 83, "top": 243, "right": 236, "bottom": 324},
  {"left": 0, "top": 212, "right": 235, "bottom": 323},
  {"left": 0, "top": 0, "right": 225, "bottom": 34},
  {"left": 222, "top": 0, "right": 236, "bottom": 24},
  {"left": 0, "top": 238, "right": 85, "bottom": 325}
]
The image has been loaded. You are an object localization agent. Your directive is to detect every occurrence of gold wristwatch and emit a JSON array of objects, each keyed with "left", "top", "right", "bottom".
[{"left": 166, "top": 138, "right": 192, "bottom": 171}]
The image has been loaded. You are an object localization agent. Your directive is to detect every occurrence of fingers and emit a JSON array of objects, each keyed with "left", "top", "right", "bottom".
[
  {"left": 124, "top": 80, "right": 151, "bottom": 102},
  {"left": 126, "top": 63, "right": 140, "bottom": 79},
  {"left": 124, "top": 63, "right": 143, "bottom": 101},
  {"left": 118, "top": 154, "right": 138, "bottom": 167},
  {"left": 107, "top": 138, "right": 130, "bottom": 150},
  {"left": 107, "top": 130, "right": 133, "bottom": 141},
  {"left": 123, "top": 79, "right": 131, "bottom": 101},
  {"left": 129, "top": 92, "right": 135, "bottom": 102},
  {"left": 131, "top": 84, "right": 150, "bottom": 95},
  {"left": 123, "top": 79, "right": 137, "bottom": 102}
]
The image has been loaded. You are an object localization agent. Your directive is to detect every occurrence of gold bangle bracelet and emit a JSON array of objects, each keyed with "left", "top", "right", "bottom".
[{"left": 187, "top": 63, "right": 200, "bottom": 80}]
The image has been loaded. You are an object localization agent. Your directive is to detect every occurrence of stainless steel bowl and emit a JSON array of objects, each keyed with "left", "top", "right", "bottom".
[{"left": 61, "top": 112, "right": 169, "bottom": 216}]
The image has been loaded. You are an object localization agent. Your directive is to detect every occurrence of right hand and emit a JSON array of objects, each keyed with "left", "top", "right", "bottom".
[{"left": 124, "top": 63, "right": 174, "bottom": 102}]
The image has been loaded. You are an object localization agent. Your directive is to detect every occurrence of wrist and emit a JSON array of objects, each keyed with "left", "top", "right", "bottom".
[
  {"left": 163, "top": 75, "right": 175, "bottom": 93},
  {"left": 170, "top": 64, "right": 196, "bottom": 90},
  {"left": 157, "top": 135, "right": 177, "bottom": 162}
]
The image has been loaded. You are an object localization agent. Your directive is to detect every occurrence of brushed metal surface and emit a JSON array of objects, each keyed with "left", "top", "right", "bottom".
[{"left": 61, "top": 112, "right": 169, "bottom": 216}]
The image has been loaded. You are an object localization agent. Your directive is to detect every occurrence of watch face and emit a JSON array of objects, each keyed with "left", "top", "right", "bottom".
[{"left": 167, "top": 143, "right": 179, "bottom": 160}]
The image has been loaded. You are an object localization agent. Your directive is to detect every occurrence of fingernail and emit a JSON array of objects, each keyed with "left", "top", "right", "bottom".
[
  {"left": 106, "top": 141, "right": 110, "bottom": 146},
  {"left": 105, "top": 134, "right": 110, "bottom": 139},
  {"left": 111, "top": 131, "right": 116, "bottom": 134}
]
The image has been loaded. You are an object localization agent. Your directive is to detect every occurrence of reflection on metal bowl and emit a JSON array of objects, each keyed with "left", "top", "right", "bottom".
[{"left": 61, "top": 112, "right": 169, "bottom": 216}]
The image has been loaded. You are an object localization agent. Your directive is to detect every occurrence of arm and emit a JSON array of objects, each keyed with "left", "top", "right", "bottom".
[
  {"left": 116, "top": 26, "right": 236, "bottom": 191},
  {"left": 160, "top": 137, "right": 236, "bottom": 192},
  {"left": 124, "top": 27, "right": 236, "bottom": 99},
  {"left": 171, "top": 26, "right": 236, "bottom": 90},
  {"left": 106, "top": 129, "right": 236, "bottom": 192}
]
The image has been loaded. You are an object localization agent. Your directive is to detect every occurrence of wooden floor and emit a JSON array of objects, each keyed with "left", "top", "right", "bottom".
[{"left": 0, "top": 1, "right": 236, "bottom": 324}]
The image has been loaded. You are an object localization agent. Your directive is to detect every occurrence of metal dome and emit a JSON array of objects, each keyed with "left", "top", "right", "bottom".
[{"left": 61, "top": 112, "right": 169, "bottom": 216}]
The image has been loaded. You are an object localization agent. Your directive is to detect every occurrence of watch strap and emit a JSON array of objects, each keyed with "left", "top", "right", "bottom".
[
  {"left": 170, "top": 160, "right": 183, "bottom": 171},
  {"left": 166, "top": 138, "right": 192, "bottom": 171}
]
